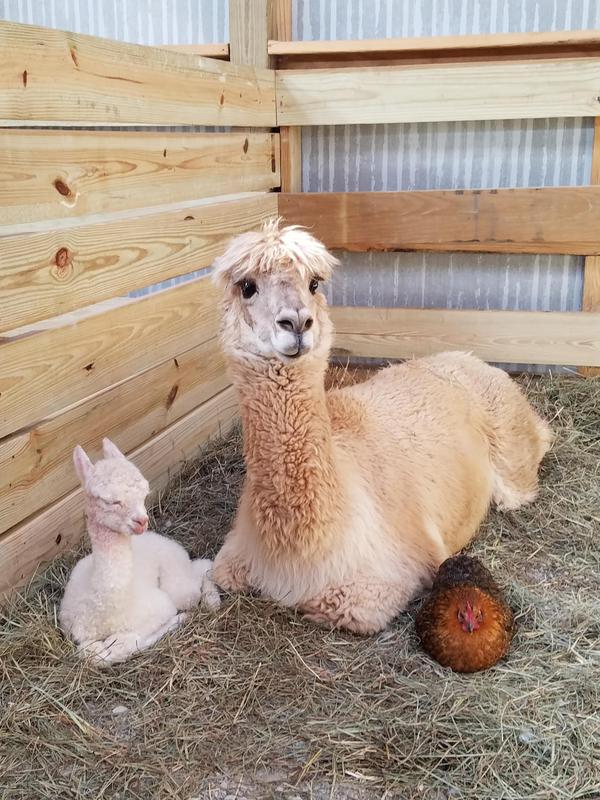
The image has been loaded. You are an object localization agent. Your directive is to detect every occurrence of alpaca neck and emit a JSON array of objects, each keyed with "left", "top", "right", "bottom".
[
  {"left": 231, "top": 356, "right": 339, "bottom": 558},
  {"left": 86, "top": 517, "right": 134, "bottom": 595}
]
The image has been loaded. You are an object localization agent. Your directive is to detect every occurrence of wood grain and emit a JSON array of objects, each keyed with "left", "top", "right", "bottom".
[
  {"left": 582, "top": 118, "right": 600, "bottom": 376},
  {"left": 229, "top": 0, "right": 272, "bottom": 68},
  {"left": 0, "top": 385, "right": 239, "bottom": 599},
  {"left": 0, "top": 337, "right": 228, "bottom": 535},
  {"left": 269, "top": 29, "right": 600, "bottom": 57},
  {"left": 0, "top": 19, "right": 275, "bottom": 127},
  {"left": 330, "top": 306, "right": 600, "bottom": 367},
  {"left": 0, "top": 275, "right": 220, "bottom": 439},
  {"left": 0, "top": 131, "right": 280, "bottom": 227},
  {"left": 159, "top": 43, "right": 229, "bottom": 59},
  {"left": 0, "top": 193, "right": 278, "bottom": 333},
  {"left": 276, "top": 58, "right": 600, "bottom": 126},
  {"left": 278, "top": 189, "right": 600, "bottom": 255}
]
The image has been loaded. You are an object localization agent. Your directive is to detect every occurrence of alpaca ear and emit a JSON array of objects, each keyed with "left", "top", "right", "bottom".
[
  {"left": 102, "top": 438, "right": 126, "bottom": 460},
  {"left": 73, "top": 445, "right": 93, "bottom": 484}
]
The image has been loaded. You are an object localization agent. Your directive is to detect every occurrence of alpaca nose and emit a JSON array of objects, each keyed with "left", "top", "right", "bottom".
[
  {"left": 132, "top": 515, "right": 148, "bottom": 534},
  {"left": 276, "top": 308, "right": 313, "bottom": 335}
]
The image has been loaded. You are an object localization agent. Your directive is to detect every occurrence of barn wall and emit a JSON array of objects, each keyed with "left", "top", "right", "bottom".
[{"left": 2, "top": 0, "right": 597, "bottom": 371}]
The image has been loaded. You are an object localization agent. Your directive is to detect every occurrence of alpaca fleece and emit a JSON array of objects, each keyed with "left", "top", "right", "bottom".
[{"left": 212, "top": 221, "right": 552, "bottom": 635}]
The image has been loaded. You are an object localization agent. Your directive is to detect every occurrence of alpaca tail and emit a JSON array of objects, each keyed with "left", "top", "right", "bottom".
[{"left": 192, "top": 558, "right": 221, "bottom": 611}]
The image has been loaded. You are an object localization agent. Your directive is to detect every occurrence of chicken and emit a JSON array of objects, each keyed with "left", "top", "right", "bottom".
[{"left": 415, "top": 555, "right": 515, "bottom": 673}]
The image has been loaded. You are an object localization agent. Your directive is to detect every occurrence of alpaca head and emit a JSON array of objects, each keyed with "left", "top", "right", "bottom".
[
  {"left": 212, "top": 218, "right": 339, "bottom": 365},
  {"left": 73, "top": 439, "right": 150, "bottom": 538}
]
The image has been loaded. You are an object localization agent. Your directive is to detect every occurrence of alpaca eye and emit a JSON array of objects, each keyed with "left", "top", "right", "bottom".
[
  {"left": 240, "top": 279, "right": 257, "bottom": 299},
  {"left": 309, "top": 278, "right": 319, "bottom": 294}
]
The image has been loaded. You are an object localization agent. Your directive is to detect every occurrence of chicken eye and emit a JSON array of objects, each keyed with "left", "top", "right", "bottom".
[
  {"left": 309, "top": 278, "right": 319, "bottom": 295},
  {"left": 457, "top": 610, "right": 464, "bottom": 622},
  {"left": 239, "top": 279, "right": 257, "bottom": 299}
]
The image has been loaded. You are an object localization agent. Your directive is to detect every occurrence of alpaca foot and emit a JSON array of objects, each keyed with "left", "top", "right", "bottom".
[
  {"left": 300, "top": 583, "right": 406, "bottom": 636},
  {"left": 212, "top": 551, "right": 251, "bottom": 594},
  {"left": 192, "top": 559, "right": 222, "bottom": 610},
  {"left": 78, "top": 614, "right": 187, "bottom": 666}
]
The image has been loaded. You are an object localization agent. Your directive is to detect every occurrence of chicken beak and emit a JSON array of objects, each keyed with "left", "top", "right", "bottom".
[{"left": 465, "top": 619, "right": 475, "bottom": 633}]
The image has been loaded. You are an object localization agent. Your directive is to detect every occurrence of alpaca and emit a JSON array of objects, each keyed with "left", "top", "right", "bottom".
[
  {"left": 59, "top": 438, "right": 220, "bottom": 664},
  {"left": 210, "top": 219, "right": 552, "bottom": 636}
]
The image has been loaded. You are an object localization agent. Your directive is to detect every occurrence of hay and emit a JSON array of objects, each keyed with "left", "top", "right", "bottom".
[{"left": 1, "top": 372, "right": 599, "bottom": 800}]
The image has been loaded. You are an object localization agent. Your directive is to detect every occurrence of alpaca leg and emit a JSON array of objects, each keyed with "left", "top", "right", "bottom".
[
  {"left": 490, "top": 404, "right": 553, "bottom": 511},
  {"left": 78, "top": 613, "right": 187, "bottom": 665},
  {"left": 299, "top": 582, "right": 409, "bottom": 636},
  {"left": 192, "top": 558, "right": 222, "bottom": 610},
  {"left": 212, "top": 534, "right": 252, "bottom": 593}
]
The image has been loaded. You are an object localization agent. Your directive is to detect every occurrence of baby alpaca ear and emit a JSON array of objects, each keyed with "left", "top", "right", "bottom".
[
  {"left": 102, "top": 438, "right": 126, "bottom": 460},
  {"left": 73, "top": 445, "right": 93, "bottom": 484}
]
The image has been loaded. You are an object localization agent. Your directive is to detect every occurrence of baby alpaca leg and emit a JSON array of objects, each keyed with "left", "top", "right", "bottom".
[
  {"left": 158, "top": 544, "right": 205, "bottom": 610},
  {"left": 192, "top": 559, "right": 221, "bottom": 610},
  {"left": 299, "top": 582, "right": 409, "bottom": 636},
  {"left": 79, "top": 613, "right": 187, "bottom": 665}
]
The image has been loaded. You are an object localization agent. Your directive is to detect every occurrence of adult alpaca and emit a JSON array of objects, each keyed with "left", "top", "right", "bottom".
[{"left": 212, "top": 219, "right": 551, "bottom": 634}]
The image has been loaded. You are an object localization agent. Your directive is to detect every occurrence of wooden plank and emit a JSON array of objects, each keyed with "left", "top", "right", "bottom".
[
  {"left": 159, "top": 43, "right": 229, "bottom": 59},
  {"left": 270, "top": 2, "right": 300, "bottom": 192},
  {"left": 0, "top": 193, "right": 278, "bottom": 333},
  {"left": 0, "top": 337, "right": 228, "bottom": 535},
  {"left": 0, "top": 385, "right": 239, "bottom": 599},
  {"left": 0, "top": 19, "right": 275, "bottom": 127},
  {"left": 0, "top": 274, "right": 220, "bottom": 439},
  {"left": 0, "top": 131, "right": 280, "bottom": 227},
  {"left": 276, "top": 58, "right": 600, "bottom": 126},
  {"left": 582, "top": 118, "right": 600, "bottom": 377},
  {"left": 229, "top": 0, "right": 271, "bottom": 68},
  {"left": 330, "top": 307, "right": 600, "bottom": 367},
  {"left": 278, "top": 189, "right": 600, "bottom": 255},
  {"left": 269, "top": 29, "right": 600, "bottom": 57}
]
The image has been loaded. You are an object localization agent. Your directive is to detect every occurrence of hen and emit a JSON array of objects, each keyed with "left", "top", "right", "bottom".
[{"left": 415, "top": 555, "right": 515, "bottom": 673}]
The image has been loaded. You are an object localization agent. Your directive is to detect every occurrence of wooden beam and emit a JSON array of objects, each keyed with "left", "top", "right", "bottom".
[
  {"left": 0, "top": 19, "right": 275, "bottom": 127},
  {"left": 278, "top": 189, "right": 600, "bottom": 255},
  {"left": 582, "top": 118, "right": 600, "bottom": 377},
  {"left": 0, "top": 275, "right": 219, "bottom": 439},
  {"left": 0, "top": 385, "right": 239, "bottom": 599},
  {"left": 270, "top": 1, "right": 301, "bottom": 191},
  {"left": 229, "top": 0, "right": 272, "bottom": 68},
  {"left": 0, "top": 337, "right": 228, "bottom": 535},
  {"left": 159, "top": 43, "right": 229, "bottom": 59},
  {"left": 271, "top": 30, "right": 600, "bottom": 68},
  {"left": 276, "top": 58, "right": 600, "bottom": 126},
  {"left": 330, "top": 307, "right": 600, "bottom": 367},
  {"left": 0, "top": 193, "right": 278, "bottom": 333},
  {"left": 0, "top": 131, "right": 280, "bottom": 228}
]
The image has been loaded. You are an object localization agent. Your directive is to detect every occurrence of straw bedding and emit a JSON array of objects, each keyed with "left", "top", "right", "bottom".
[{"left": 1, "top": 370, "right": 599, "bottom": 800}]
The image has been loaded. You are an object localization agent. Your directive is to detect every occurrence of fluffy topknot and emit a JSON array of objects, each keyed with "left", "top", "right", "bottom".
[{"left": 212, "top": 217, "right": 339, "bottom": 290}]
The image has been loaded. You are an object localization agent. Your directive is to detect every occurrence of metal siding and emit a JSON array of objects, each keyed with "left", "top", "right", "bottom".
[{"left": 294, "top": 0, "right": 597, "bottom": 371}]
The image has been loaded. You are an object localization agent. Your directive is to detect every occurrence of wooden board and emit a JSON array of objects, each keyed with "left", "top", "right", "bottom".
[
  {"left": 229, "top": 0, "right": 272, "bottom": 68},
  {"left": 330, "top": 307, "right": 600, "bottom": 367},
  {"left": 0, "top": 193, "right": 278, "bottom": 333},
  {"left": 582, "top": 118, "right": 600, "bottom": 377},
  {"left": 269, "top": 29, "right": 600, "bottom": 57},
  {"left": 0, "top": 131, "right": 280, "bottom": 227},
  {"left": 0, "top": 337, "right": 228, "bottom": 535},
  {"left": 0, "top": 275, "right": 220, "bottom": 439},
  {"left": 159, "top": 43, "right": 229, "bottom": 59},
  {"left": 271, "top": 30, "right": 600, "bottom": 68},
  {"left": 0, "top": 19, "right": 275, "bottom": 127},
  {"left": 0, "top": 385, "right": 239, "bottom": 599},
  {"left": 276, "top": 58, "right": 600, "bottom": 126},
  {"left": 278, "top": 189, "right": 600, "bottom": 255}
]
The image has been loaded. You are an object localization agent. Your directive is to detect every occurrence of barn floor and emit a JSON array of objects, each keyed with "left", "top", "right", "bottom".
[{"left": 1, "top": 370, "right": 599, "bottom": 800}]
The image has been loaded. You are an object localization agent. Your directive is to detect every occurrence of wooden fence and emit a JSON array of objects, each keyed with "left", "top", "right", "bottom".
[{"left": 2, "top": 4, "right": 600, "bottom": 596}]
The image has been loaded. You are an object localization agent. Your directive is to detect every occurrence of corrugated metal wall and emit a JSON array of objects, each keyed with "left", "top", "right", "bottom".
[{"left": 2, "top": 0, "right": 596, "bottom": 370}]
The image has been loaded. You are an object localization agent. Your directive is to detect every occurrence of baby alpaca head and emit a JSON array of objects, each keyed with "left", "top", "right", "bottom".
[
  {"left": 73, "top": 439, "right": 150, "bottom": 537},
  {"left": 212, "top": 218, "right": 339, "bottom": 366}
]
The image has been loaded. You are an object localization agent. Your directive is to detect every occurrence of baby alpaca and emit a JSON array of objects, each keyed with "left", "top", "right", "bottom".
[{"left": 59, "top": 438, "right": 220, "bottom": 665}]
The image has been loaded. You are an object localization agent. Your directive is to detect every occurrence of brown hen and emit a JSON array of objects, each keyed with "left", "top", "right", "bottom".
[{"left": 416, "top": 555, "right": 515, "bottom": 673}]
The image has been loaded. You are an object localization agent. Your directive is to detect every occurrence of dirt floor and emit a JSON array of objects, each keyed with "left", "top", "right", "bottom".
[{"left": 1, "top": 370, "right": 599, "bottom": 800}]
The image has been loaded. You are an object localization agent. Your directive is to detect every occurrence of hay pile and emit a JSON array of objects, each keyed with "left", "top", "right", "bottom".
[{"left": 1, "top": 372, "right": 599, "bottom": 800}]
